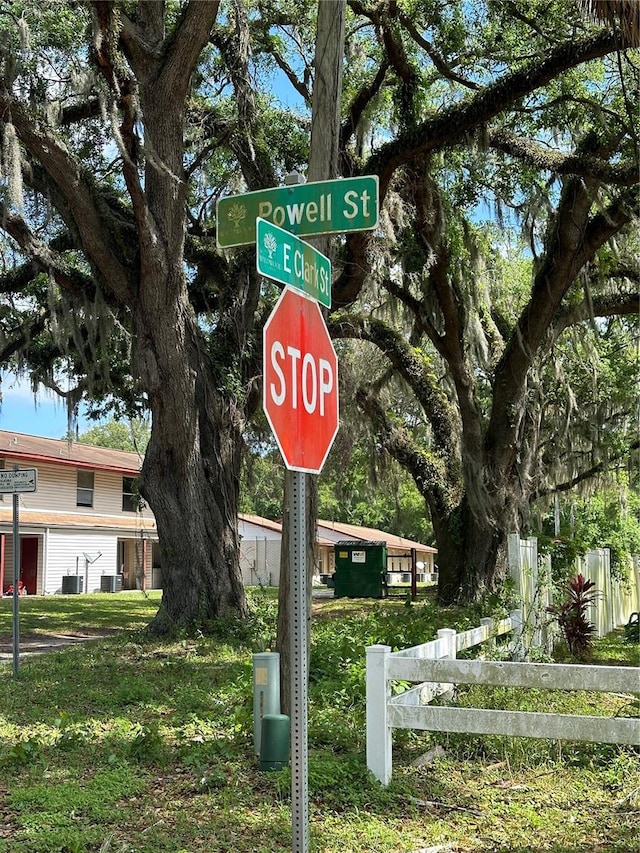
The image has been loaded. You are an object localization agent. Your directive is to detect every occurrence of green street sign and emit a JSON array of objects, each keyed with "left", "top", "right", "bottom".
[
  {"left": 256, "top": 218, "right": 332, "bottom": 307},
  {"left": 217, "top": 175, "right": 378, "bottom": 248}
]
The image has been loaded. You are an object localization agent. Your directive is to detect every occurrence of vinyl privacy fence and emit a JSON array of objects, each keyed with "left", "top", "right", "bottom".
[
  {"left": 508, "top": 535, "right": 640, "bottom": 643},
  {"left": 579, "top": 548, "right": 640, "bottom": 637}
]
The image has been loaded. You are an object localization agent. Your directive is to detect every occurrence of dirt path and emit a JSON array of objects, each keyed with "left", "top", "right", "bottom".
[{"left": 0, "top": 629, "right": 115, "bottom": 661}]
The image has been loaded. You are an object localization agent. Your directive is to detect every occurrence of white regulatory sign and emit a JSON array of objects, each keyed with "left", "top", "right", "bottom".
[{"left": 0, "top": 468, "right": 38, "bottom": 494}]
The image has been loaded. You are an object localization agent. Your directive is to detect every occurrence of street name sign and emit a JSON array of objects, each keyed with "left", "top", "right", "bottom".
[
  {"left": 263, "top": 286, "right": 339, "bottom": 474},
  {"left": 256, "top": 218, "right": 332, "bottom": 307},
  {"left": 0, "top": 468, "right": 37, "bottom": 494},
  {"left": 217, "top": 175, "right": 378, "bottom": 248}
]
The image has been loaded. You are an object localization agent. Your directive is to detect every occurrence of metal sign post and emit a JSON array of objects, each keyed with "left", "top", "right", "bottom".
[
  {"left": 248, "top": 157, "right": 374, "bottom": 850},
  {"left": 289, "top": 470, "right": 309, "bottom": 852},
  {"left": 12, "top": 491, "right": 20, "bottom": 676},
  {"left": 0, "top": 467, "right": 38, "bottom": 677}
]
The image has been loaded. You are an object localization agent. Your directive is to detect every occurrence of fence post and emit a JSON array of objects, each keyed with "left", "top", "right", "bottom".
[
  {"left": 510, "top": 608, "right": 525, "bottom": 661},
  {"left": 437, "top": 627, "right": 457, "bottom": 699},
  {"left": 507, "top": 533, "right": 523, "bottom": 599},
  {"left": 480, "top": 617, "right": 495, "bottom": 654},
  {"left": 437, "top": 627, "right": 457, "bottom": 658},
  {"left": 366, "top": 644, "right": 392, "bottom": 785},
  {"left": 603, "top": 548, "right": 614, "bottom": 634}
]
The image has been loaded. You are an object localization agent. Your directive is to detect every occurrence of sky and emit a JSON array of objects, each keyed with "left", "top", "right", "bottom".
[{"left": 0, "top": 374, "right": 95, "bottom": 439}]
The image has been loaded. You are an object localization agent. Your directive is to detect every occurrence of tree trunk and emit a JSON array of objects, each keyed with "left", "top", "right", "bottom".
[
  {"left": 433, "top": 498, "right": 509, "bottom": 605},
  {"left": 129, "top": 14, "right": 248, "bottom": 632},
  {"left": 136, "top": 307, "right": 248, "bottom": 633}
]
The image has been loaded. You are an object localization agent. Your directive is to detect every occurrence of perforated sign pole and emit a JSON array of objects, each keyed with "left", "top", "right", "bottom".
[
  {"left": 0, "top": 466, "right": 38, "bottom": 677},
  {"left": 289, "top": 470, "right": 309, "bottom": 852},
  {"left": 12, "top": 490, "right": 19, "bottom": 676}
]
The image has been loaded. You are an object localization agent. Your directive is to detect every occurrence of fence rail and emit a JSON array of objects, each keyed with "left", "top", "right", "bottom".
[{"left": 366, "top": 610, "right": 639, "bottom": 785}]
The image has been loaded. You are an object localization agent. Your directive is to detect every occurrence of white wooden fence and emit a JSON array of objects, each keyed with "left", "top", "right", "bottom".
[
  {"left": 366, "top": 610, "right": 639, "bottom": 785},
  {"left": 366, "top": 611, "right": 522, "bottom": 785}
]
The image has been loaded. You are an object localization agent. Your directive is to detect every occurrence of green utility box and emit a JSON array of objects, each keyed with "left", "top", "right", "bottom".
[{"left": 333, "top": 540, "right": 387, "bottom": 598}]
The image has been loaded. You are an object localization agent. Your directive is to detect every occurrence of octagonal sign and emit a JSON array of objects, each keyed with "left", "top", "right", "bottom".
[{"left": 263, "top": 286, "right": 339, "bottom": 474}]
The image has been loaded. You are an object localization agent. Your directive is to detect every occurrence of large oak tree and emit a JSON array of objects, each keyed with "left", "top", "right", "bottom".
[{"left": 0, "top": 0, "right": 637, "bottom": 626}]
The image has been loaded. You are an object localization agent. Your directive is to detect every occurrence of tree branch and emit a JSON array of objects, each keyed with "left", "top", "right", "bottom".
[
  {"left": 333, "top": 29, "right": 629, "bottom": 309},
  {"left": 340, "top": 59, "right": 390, "bottom": 166},
  {"left": 533, "top": 438, "right": 640, "bottom": 499},
  {"left": 489, "top": 128, "right": 639, "bottom": 185},
  {"left": 158, "top": 0, "right": 220, "bottom": 101},
  {"left": 552, "top": 289, "right": 640, "bottom": 339},
  {"left": 488, "top": 172, "right": 636, "bottom": 475},
  {"left": 0, "top": 203, "right": 96, "bottom": 300},
  {"left": 368, "top": 30, "right": 630, "bottom": 194},
  {"left": 0, "top": 99, "right": 134, "bottom": 303},
  {"left": 355, "top": 385, "right": 456, "bottom": 519},
  {"left": 329, "top": 311, "right": 459, "bottom": 457},
  {"left": 0, "top": 312, "right": 49, "bottom": 363},
  {"left": 397, "top": 10, "right": 481, "bottom": 90}
]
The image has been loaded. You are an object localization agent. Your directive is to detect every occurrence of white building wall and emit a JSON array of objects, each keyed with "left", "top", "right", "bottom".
[
  {"left": 1, "top": 461, "right": 154, "bottom": 522},
  {"left": 45, "top": 530, "right": 119, "bottom": 594},
  {"left": 240, "top": 537, "right": 282, "bottom": 586},
  {"left": 238, "top": 519, "right": 281, "bottom": 540}
]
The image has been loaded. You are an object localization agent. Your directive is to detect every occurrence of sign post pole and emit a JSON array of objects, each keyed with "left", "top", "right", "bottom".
[
  {"left": 12, "top": 486, "right": 20, "bottom": 676},
  {"left": 289, "top": 470, "right": 309, "bottom": 852},
  {"left": 246, "top": 163, "right": 375, "bottom": 850},
  {"left": 0, "top": 467, "right": 38, "bottom": 677}
]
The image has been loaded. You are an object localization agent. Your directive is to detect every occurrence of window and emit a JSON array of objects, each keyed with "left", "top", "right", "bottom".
[
  {"left": 0, "top": 459, "right": 3, "bottom": 502},
  {"left": 76, "top": 470, "right": 94, "bottom": 507},
  {"left": 122, "top": 477, "right": 138, "bottom": 512}
]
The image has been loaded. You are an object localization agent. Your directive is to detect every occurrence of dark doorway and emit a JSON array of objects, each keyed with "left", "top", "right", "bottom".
[{"left": 21, "top": 537, "right": 38, "bottom": 595}]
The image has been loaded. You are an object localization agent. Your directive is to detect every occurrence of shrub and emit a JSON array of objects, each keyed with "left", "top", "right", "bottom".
[{"left": 547, "top": 573, "right": 599, "bottom": 660}]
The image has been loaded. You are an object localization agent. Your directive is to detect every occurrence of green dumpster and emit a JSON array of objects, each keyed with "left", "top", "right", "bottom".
[{"left": 333, "top": 540, "right": 387, "bottom": 598}]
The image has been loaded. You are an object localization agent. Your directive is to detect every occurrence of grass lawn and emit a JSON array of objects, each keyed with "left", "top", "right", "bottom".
[{"left": 0, "top": 590, "right": 638, "bottom": 853}]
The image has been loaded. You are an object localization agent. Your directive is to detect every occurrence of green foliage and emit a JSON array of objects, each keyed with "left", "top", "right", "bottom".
[
  {"left": 0, "top": 592, "right": 638, "bottom": 852},
  {"left": 1, "top": 735, "right": 40, "bottom": 767},
  {"left": 538, "top": 482, "right": 640, "bottom": 582},
  {"left": 77, "top": 418, "right": 150, "bottom": 453},
  {"left": 239, "top": 449, "right": 285, "bottom": 520},
  {"left": 2, "top": 0, "right": 637, "bottom": 624},
  {"left": 126, "top": 722, "right": 168, "bottom": 764},
  {"left": 240, "top": 437, "right": 434, "bottom": 545}
]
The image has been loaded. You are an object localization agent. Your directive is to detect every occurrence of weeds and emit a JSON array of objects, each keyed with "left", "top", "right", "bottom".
[{"left": 0, "top": 590, "right": 638, "bottom": 853}]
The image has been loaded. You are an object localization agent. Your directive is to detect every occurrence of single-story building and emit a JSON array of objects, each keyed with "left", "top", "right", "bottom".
[
  {"left": 238, "top": 515, "right": 437, "bottom": 585},
  {"left": 238, "top": 513, "right": 284, "bottom": 587},
  {"left": 315, "top": 519, "right": 437, "bottom": 580},
  {"left": 0, "top": 429, "right": 437, "bottom": 594}
]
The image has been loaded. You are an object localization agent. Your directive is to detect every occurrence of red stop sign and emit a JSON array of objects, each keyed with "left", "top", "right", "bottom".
[{"left": 263, "top": 286, "right": 339, "bottom": 474}]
